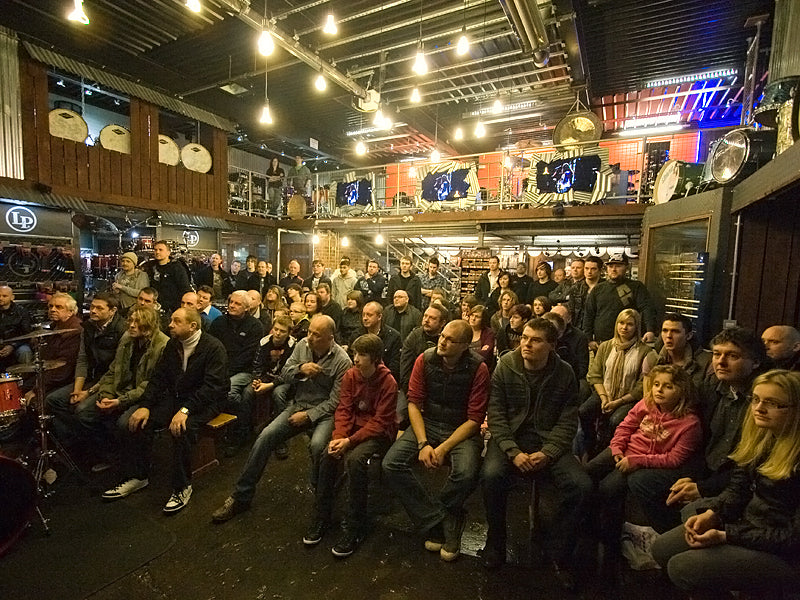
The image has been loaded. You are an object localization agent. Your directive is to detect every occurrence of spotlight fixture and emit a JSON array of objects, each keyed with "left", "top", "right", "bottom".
[
  {"left": 355, "top": 141, "right": 367, "bottom": 155},
  {"left": 430, "top": 149, "right": 441, "bottom": 162},
  {"left": 456, "top": 29, "right": 469, "bottom": 55},
  {"left": 258, "top": 30, "right": 274, "bottom": 56},
  {"left": 68, "top": 0, "right": 90, "bottom": 24},
  {"left": 475, "top": 121, "right": 486, "bottom": 137},
  {"left": 341, "top": 236, "right": 350, "bottom": 247},
  {"left": 323, "top": 13, "right": 337, "bottom": 35},
  {"left": 412, "top": 45, "right": 428, "bottom": 76},
  {"left": 185, "top": 0, "right": 201, "bottom": 13},
  {"left": 454, "top": 127, "right": 463, "bottom": 140},
  {"left": 410, "top": 88, "right": 421, "bottom": 103},
  {"left": 56, "top": 79, "right": 66, "bottom": 87},
  {"left": 315, "top": 73, "right": 326, "bottom": 91}
]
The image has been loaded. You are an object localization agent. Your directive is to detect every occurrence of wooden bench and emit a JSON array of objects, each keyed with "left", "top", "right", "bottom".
[{"left": 191, "top": 412, "right": 237, "bottom": 476}]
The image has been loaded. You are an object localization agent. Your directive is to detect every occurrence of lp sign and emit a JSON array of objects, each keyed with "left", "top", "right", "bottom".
[{"left": 6, "top": 206, "right": 38, "bottom": 233}]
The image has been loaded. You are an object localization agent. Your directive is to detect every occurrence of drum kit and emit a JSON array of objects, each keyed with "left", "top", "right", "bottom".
[{"left": 0, "top": 327, "right": 83, "bottom": 556}]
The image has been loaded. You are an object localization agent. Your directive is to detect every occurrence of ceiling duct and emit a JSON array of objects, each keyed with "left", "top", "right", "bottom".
[{"left": 499, "top": 0, "right": 551, "bottom": 67}]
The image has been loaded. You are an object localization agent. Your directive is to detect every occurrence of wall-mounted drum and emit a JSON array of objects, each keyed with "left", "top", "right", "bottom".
[
  {"left": 181, "top": 143, "right": 212, "bottom": 173},
  {"left": 776, "top": 98, "right": 799, "bottom": 156},
  {"left": 48, "top": 108, "right": 89, "bottom": 143},
  {"left": 99, "top": 124, "right": 132, "bottom": 154},
  {"left": 708, "top": 128, "right": 777, "bottom": 185},
  {"left": 158, "top": 135, "right": 181, "bottom": 166},
  {"left": 652, "top": 160, "right": 706, "bottom": 204},
  {"left": 287, "top": 194, "right": 307, "bottom": 220}
]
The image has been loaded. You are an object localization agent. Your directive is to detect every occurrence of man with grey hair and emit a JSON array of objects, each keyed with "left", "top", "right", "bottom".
[
  {"left": 212, "top": 314, "right": 351, "bottom": 524},
  {"left": 280, "top": 259, "right": 304, "bottom": 289},
  {"left": 208, "top": 291, "right": 265, "bottom": 452},
  {"left": 762, "top": 325, "right": 800, "bottom": 371}
]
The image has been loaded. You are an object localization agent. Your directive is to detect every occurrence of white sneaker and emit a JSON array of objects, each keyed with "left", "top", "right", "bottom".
[
  {"left": 102, "top": 478, "right": 149, "bottom": 501},
  {"left": 163, "top": 485, "right": 192, "bottom": 514}
]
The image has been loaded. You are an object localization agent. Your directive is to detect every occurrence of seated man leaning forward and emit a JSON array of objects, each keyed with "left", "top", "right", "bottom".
[
  {"left": 101, "top": 308, "right": 229, "bottom": 514},
  {"left": 307, "top": 333, "right": 397, "bottom": 557},
  {"left": 212, "top": 314, "right": 352, "bottom": 523},
  {"left": 382, "top": 319, "right": 489, "bottom": 562}
]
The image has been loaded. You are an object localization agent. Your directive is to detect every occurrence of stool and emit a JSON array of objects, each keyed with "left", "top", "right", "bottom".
[
  {"left": 528, "top": 477, "right": 543, "bottom": 561},
  {"left": 191, "top": 412, "right": 237, "bottom": 476}
]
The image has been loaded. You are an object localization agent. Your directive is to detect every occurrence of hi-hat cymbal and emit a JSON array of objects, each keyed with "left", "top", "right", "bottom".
[
  {"left": 2, "top": 328, "right": 80, "bottom": 343},
  {"left": 7, "top": 360, "right": 67, "bottom": 375}
]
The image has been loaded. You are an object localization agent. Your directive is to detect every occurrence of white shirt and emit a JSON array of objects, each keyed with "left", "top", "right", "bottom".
[{"left": 180, "top": 329, "right": 202, "bottom": 371}]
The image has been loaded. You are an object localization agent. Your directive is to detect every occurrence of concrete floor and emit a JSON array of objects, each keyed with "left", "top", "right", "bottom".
[{"left": 1, "top": 433, "right": 682, "bottom": 600}]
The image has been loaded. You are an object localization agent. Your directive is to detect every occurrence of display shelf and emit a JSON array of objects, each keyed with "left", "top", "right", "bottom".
[{"left": 458, "top": 248, "right": 492, "bottom": 299}]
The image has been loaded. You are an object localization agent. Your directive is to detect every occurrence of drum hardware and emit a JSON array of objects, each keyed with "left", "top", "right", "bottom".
[
  {"left": 753, "top": 77, "right": 799, "bottom": 129},
  {"left": 7, "top": 360, "right": 67, "bottom": 375},
  {"left": 708, "top": 128, "right": 777, "bottom": 185},
  {"left": 3, "top": 328, "right": 80, "bottom": 344},
  {"left": 652, "top": 160, "right": 706, "bottom": 204}
]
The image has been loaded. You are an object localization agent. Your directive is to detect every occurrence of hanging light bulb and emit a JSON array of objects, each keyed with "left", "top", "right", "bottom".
[
  {"left": 454, "top": 127, "right": 464, "bottom": 140},
  {"left": 185, "top": 0, "right": 201, "bottom": 12},
  {"left": 375, "top": 233, "right": 384, "bottom": 245},
  {"left": 341, "top": 236, "right": 350, "bottom": 247},
  {"left": 456, "top": 30, "right": 469, "bottom": 55},
  {"left": 412, "top": 45, "right": 428, "bottom": 76},
  {"left": 258, "top": 30, "right": 274, "bottom": 56},
  {"left": 259, "top": 103, "right": 273, "bottom": 124},
  {"left": 68, "top": 0, "right": 90, "bottom": 24},
  {"left": 430, "top": 149, "right": 441, "bottom": 163},
  {"left": 504, "top": 155, "right": 513, "bottom": 169},
  {"left": 475, "top": 121, "right": 486, "bottom": 137},
  {"left": 492, "top": 98, "right": 503, "bottom": 114},
  {"left": 355, "top": 141, "right": 367, "bottom": 155},
  {"left": 381, "top": 116, "right": 393, "bottom": 130},
  {"left": 373, "top": 109, "right": 384, "bottom": 127},
  {"left": 408, "top": 165, "right": 417, "bottom": 179},
  {"left": 315, "top": 73, "right": 326, "bottom": 91},
  {"left": 323, "top": 13, "right": 337, "bottom": 35},
  {"left": 312, "top": 234, "right": 320, "bottom": 245},
  {"left": 410, "top": 88, "right": 421, "bottom": 103}
]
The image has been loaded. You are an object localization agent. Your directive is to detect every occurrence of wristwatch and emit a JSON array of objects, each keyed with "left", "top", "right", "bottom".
[
  {"left": 417, "top": 440, "right": 430, "bottom": 451},
  {"left": 179, "top": 407, "right": 189, "bottom": 415}
]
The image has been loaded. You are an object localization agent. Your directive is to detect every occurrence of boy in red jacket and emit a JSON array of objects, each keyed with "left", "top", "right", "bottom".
[{"left": 303, "top": 333, "right": 398, "bottom": 557}]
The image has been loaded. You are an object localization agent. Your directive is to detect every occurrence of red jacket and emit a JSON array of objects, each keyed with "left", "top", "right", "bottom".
[
  {"left": 333, "top": 363, "right": 398, "bottom": 445},
  {"left": 610, "top": 399, "right": 702, "bottom": 469}
]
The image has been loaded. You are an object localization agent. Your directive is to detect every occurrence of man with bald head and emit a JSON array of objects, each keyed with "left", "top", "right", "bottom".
[
  {"left": 0, "top": 284, "right": 32, "bottom": 368},
  {"left": 349, "top": 301, "right": 401, "bottom": 381},
  {"left": 213, "top": 314, "right": 352, "bottom": 523},
  {"left": 762, "top": 325, "right": 800, "bottom": 371},
  {"left": 246, "top": 289, "right": 271, "bottom": 332},
  {"left": 181, "top": 291, "right": 199, "bottom": 310},
  {"left": 103, "top": 307, "right": 228, "bottom": 514},
  {"left": 384, "top": 289, "right": 422, "bottom": 342},
  {"left": 383, "top": 319, "right": 489, "bottom": 562}
]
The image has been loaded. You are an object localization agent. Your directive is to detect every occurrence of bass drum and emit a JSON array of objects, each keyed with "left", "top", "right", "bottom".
[
  {"left": 652, "top": 160, "right": 706, "bottom": 204},
  {"left": 158, "top": 135, "right": 181, "bottom": 166},
  {"left": 99, "top": 125, "right": 132, "bottom": 154},
  {"left": 0, "top": 454, "right": 36, "bottom": 557},
  {"left": 48, "top": 108, "right": 89, "bottom": 143},
  {"left": 181, "top": 143, "right": 212, "bottom": 173}
]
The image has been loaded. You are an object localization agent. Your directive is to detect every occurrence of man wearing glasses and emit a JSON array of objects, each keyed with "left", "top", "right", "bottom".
[{"left": 382, "top": 320, "right": 489, "bottom": 562}]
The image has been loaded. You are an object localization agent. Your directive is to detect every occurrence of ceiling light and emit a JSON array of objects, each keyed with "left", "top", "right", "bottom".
[
  {"left": 56, "top": 79, "right": 66, "bottom": 87},
  {"left": 373, "top": 109, "right": 384, "bottom": 127},
  {"left": 381, "top": 116, "right": 393, "bottom": 130},
  {"left": 355, "top": 141, "right": 367, "bottom": 155},
  {"left": 408, "top": 166, "right": 417, "bottom": 179},
  {"left": 616, "top": 124, "right": 687, "bottom": 137},
  {"left": 185, "top": 0, "right": 201, "bottom": 12},
  {"left": 315, "top": 73, "right": 326, "bottom": 91},
  {"left": 259, "top": 104, "right": 273, "bottom": 124},
  {"left": 456, "top": 31, "right": 469, "bottom": 55},
  {"left": 258, "top": 30, "right": 274, "bottom": 56},
  {"left": 430, "top": 149, "right": 441, "bottom": 162},
  {"left": 410, "top": 88, "right": 421, "bottom": 103},
  {"left": 475, "top": 121, "right": 486, "bottom": 137},
  {"left": 492, "top": 98, "right": 503, "bottom": 114},
  {"left": 454, "top": 127, "right": 464, "bottom": 140},
  {"left": 323, "top": 13, "right": 337, "bottom": 35},
  {"left": 312, "top": 234, "right": 320, "bottom": 245},
  {"left": 412, "top": 46, "right": 428, "bottom": 76},
  {"left": 68, "top": 0, "right": 90, "bottom": 24},
  {"left": 504, "top": 155, "right": 513, "bottom": 169},
  {"left": 341, "top": 236, "right": 350, "bottom": 247},
  {"left": 375, "top": 233, "right": 385, "bottom": 245}
]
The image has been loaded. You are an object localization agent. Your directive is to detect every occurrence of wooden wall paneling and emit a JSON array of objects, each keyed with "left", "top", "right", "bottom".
[
  {"left": 785, "top": 199, "right": 800, "bottom": 325},
  {"left": 31, "top": 60, "right": 51, "bottom": 185},
  {"left": 109, "top": 151, "right": 122, "bottom": 196},
  {"left": 100, "top": 148, "right": 112, "bottom": 194},
  {"left": 758, "top": 206, "right": 791, "bottom": 331},
  {"left": 191, "top": 170, "right": 199, "bottom": 210},
  {"left": 120, "top": 154, "right": 131, "bottom": 196},
  {"left": 148, "top": 104, "right": 160, "bottom": 203},
  {"left": 200, "top": 172, "right": 208, "bottom": 210},
  {"left": 88, "top": 145, "right": 101, "bottom": 192},
  {"left": 75, "top": 142, "right": 89, "bottom": 190},
  {"left": 212, "top": 127, "right": 228, "bottom": 212},
  {"left": 63, "top": 139, "right": 77, "bottom": 188},
  {"left": 129, "top": 99, "right": 142, "bottom": 199},
  {"left": 734, "top": 211, "right": 769, "bottom": 329},
  {"left": 137, "top": 102, "right": 152, "bottom": 200},
  {"left": 49, "top": 136, "right": 64, "bottom": 187},
  {"left": 159, "top": 163, "right": 168, "bottom": 202},
  {"left": 176, "top": 164, "right": 185, "bottom": 206},
  {"left": 168, "top": 165, "right": 177, "bottom": 203},
  {"left": 19, "top": 59, "right": 39, "bottom": 181}
]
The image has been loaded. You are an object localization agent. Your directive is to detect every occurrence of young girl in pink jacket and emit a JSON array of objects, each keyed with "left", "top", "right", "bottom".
[{"left": 585, "top": 364, "right": 703, "bottom": 582}]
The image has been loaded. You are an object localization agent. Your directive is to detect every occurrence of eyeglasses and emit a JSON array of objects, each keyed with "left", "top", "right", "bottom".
[{"left": 751, "top": 397, "right": 793, "bottom": 410}]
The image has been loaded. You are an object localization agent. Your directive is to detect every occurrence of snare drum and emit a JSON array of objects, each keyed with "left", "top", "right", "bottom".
[
  {"left": 0, "top": 453, "right": 36, "bottom": 557},
  {"left": 0, "top": 375, "right": 23, "bottom": 440}
]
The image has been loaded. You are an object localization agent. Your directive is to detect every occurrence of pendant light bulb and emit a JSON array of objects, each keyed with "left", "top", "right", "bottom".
[
  {"left": 258, "top": 30, "right": 274, "bottom": 56},
  {"left": 412, "top": 47, "right": 428, "bottom": 76},
  {"left": 375, "top": 233, "right": 385, "bottom": 245},
  {"left": 355, "top": 141, "right": 367, "bottom": 155},
  {"left": 323, "top": 13, "right": 337, "bottom": 35},
  {"left": 185, "top": 0, "right": 201, "bottom": 13},
  {"left": 475, "top": 121, "right": 486, "bottom": 138},
  {"left": 456, "top": 32, "right": 469, "bottom": 55},
  {"left": 341, "top": 236, "right": 350, "bottom": 247},
  {"left": 259, "top": 104, "right": 273, "bottom": 124},
  {"left": 454, "top": 127, "right": 464, "bottom": 140},
  {"left": 373, "top": 109, "right": 384, "bottom": 127},
  {"left": 410, "top": 88, "right": 421, "bottom": 103},
  {"left": 315, "top": 73, "right": 326, "bottom": 91},
  {"left": 408, "top": 166, "right": 417, "bottom": 179},
  {"left": 69, "top": 0, "right": 90, "bottom": 24},
  {"left": 312, "top": 234, "right": 320, "bottom": 245},
  {"left": 430, "top": 149, "right": 441, "bottom": 163},
  {"left": 492, "top": 98, "right": 503, "bottom": 114}
]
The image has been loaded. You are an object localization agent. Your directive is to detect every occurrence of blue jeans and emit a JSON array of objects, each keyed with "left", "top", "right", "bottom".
[
  {"left": 226, "top": 372, "right": 254, "bottom": 442},
  {"left": 232, "top": 407, "right": 333, "bottom": 505},
  {"left": 382, "top": 420, "right": 482, "bottom": 532},
  {"left": 46, "top": 384, "right": 96, "bottom": 443}
]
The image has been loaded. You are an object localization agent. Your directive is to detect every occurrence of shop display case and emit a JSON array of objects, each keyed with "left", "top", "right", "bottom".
[{"left": 458, "top": 249, "right": 492, "bottom": 299}]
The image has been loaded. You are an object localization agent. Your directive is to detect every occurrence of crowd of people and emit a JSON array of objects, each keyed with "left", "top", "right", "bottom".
[{"left": 2, "top": 243, "right": 800, "bottom": 598}]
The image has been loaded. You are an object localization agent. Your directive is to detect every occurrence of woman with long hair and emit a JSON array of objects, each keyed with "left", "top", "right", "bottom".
[
  {"left": 490, "top": 289, "right": 519, "bottom": 336},
  {"left": 580, "top": 308, "right": 657, "bottom": 457},
  {"left": 468, "top": 305, "right": 495, "bottom": 369},
  {"left": 532, "top": 295, "right": 553, "bottom": 317},
  {"left": 487, "top": 271, "right": 513, "bottom": 316},
  {"left": 338, "top": 289, "right": 365, "bottom": 348},
  {"left": 263, "top": 285, "right": 287, "bottom": 322},
  {"left": 303, "top": 291, "right": 320, "bottom": 317},
  {"left": 285, "top": 283, "right": 303, "bottom": 305},
  {"left": 653, "top": 370, "right": 800, "bottom": 598},
  {"left": 460, "top": 294, "right": 479, "bottom": 320},
  {"left": 495, "top": 303, "right": 532, "bottom": 357}
]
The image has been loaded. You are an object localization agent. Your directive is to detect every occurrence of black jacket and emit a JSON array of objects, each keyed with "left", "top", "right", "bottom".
[
  {"left": 208, "top": 314, "right": 264, "bottom": 376},
  {"left": 248, "top": 273, "right": 276, "bottom": 296},
  {"left": 350, "top": 324, "right": 402, "bottom": 382},
  {"left": 399, "top": 326, "right": 440, "bottom": 393},
  {"left": 558, "top": 324, "right": 590, "bottom": 379},
  {"left": 383, "top": 304, "right": 422, "bottom": 343},
  {"left": 386, "top": 273, "right": 423, "bottom": 309},
  {"left": 355, "top": 273, "right": 387, "bottom": 304},
  {"left": 279, "top": 274, "right": 304, "bottom": 289},
  {"left": 194, "top": 266, "right": 234, "bottom": 299},
  {"left": 77, "top": 312, "right": 127, "bottom": 384},
  {"left": 319, "top": 300, "right": 343, "bottom": 329},
  {"left": 146, "top": 260, "right": 192, "bottom": 313},
  {"left": 583, "top": 277, "right": 657, "bottom": 342},
  {"left": 0, "top": 301, "right": 32, "bottom": 349},
  {"left": 303, "top": 274, "right": 332, "bottom": 293},
  {"left": 231, "top": 271, "right": 251, "bottom": 291},
  {"left": 139, "top": 332, "right": 229, "bottom": 418},
  {"left": 251, "top": 333, "right": 296, "bottom": 381}
]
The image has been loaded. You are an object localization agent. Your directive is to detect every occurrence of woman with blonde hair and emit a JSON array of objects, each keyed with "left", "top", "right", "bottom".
[
  {"left": 490, "top": 289, "right": 519, "bottom": 336},
  {"left": 653, "top": 370, "right": 800, "bottom": 598},
  {"left": 579, "top": 308, "right": 657, "bottom": 458},
  {"left": 263, "top": 285, "right": 287, "bottom": 322}
]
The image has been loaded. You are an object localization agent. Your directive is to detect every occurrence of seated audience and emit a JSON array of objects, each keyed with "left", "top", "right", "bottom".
[
  {"left": 285, "top": 283, "right": 303, "bottom": 307},
  {"left": 196, "top": 285, "right": 222, "bottom": 322},
  {"left": 246, "top": 290, "right": 272, "bottom": 333},
  {"left": 653, "top": 369, "right": 800, "bottom": 598},
  {"left": 307, "top": 334, "right": 397, "bottom": 556},
  {"left": 102, "top": 308, "right": 228, "bottom": 514},
  {"left": 495, "top": 304, "right": 532, "bottom": 356},
  {"left": 304, "top": 291, "right": 320, "bottom": 318},
  {"left": 490, "top": 290, "right": 518, "bottom": 336},
  {"left": 248, "top": 261, "right": 274, "bottom": 296},
  {"left": 486, "top": 271, "right": 513, "bottom": 316},
  {"left": 338, "top": 290, "right": 364, "bottom": 349},
  {"left": 316, "top": 283, "right": 342, "bottom": 329},
  {"left": 289, "top": 301, "right": 310, "bottom": 340},
  {"left": 263, "top": 285, "right": 287, "bottom": 323},
  {"left": 762, "top": 325, "right": 800, "bottom": 371},
  {"left": 348, "top": 301, "right": 401, "bottom": 381},
  {"left": 468, "top": 305, "right": 495, "bottom": 368},
  {"left": 656, "top": 312, "right": 711, "bottom": 387},
  {"left": 532, "top": 295, "right": 553, "bottom": 317},
  {"left": 580, "top": 308, "right": 657, "bottom": 457},
  {"left": 0, "top": 285, "right": 32, "bottom": 369},
  {"left": 111, "top": 252, "right": 148, "bottom": 315},
  {"left": 549, "top": 304, "right": 590, "bottom": 400},
  {"left": 384, "top": 289, "right": 422, "bottom": 343},
  {"left": 460, "top": 294, "right": 479, "bottom": 321}
]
